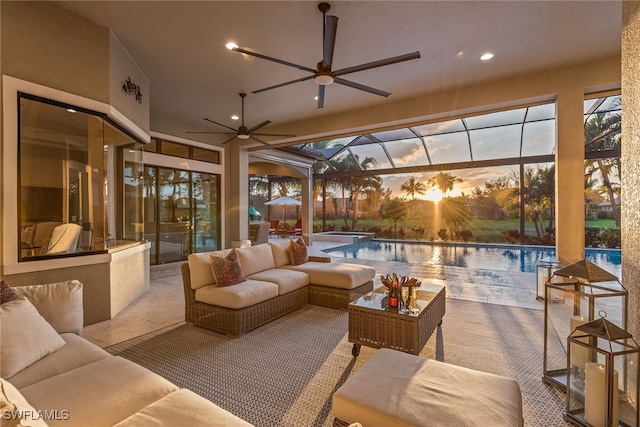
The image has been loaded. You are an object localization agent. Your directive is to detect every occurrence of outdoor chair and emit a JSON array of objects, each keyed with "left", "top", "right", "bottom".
[
  {"left": 268, "top": 219, "right": 279, "bottom": 235},
  {"left": 286, "top": 219, "right": 302, "bottom": 236}
]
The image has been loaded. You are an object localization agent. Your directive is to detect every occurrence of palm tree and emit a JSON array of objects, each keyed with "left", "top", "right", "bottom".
[
  {"left": 428, "top": 172, "right": 462, "bottom": 198},
  {"left": 584, "top": 111, "right": 621, "bottom": 226},
  {"left": 400, "top": 177, "right": 427, "bottom": 200}
]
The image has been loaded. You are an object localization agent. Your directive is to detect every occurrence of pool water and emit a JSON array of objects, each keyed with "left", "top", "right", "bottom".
[{"left": 324, "top": 240, "right": 622, "bottom": 276}]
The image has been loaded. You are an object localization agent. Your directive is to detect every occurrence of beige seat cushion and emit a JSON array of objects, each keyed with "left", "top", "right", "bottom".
[
  {"left": 248, "top": 268, "right": 309, "bottom": 295},
  {"left": 20, "top": 356, "right": 179, "bottom": 427},
  {"left": 1, "top": 378, "right": 49, "bottom": 427},
  {"left": 113, "top": 388, "right": 254, "bottom": 427},
  {"left": 283, "top": 262, "right": 375, "bottom": 290},
  {"left": 8, "top": 333, "right": 111, "bottom": 389},
  {"left": 333, "top": 348, "right": 523, "bottom": 427},
  {"left": 195, "top": 280, "right": 279, "bottom": 309}
]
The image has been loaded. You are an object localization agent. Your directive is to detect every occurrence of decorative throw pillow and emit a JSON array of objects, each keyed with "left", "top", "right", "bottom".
[
  {"left": 0, "top": 298, "right": 66, "bottom": 378},
  {"left": 210, "top": 249, "right": 246, "bottom": 287},
  {"left": 287, "top": 237, "right": 308, "bottom": 266},
  {"left": 0, "top": 281, "right": 18, "bottom": 304}
]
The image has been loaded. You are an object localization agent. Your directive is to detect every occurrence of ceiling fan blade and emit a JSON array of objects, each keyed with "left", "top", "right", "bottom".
[
  {"left": 333, "top": 51, "right": 421, "bottom": 77},
  {"left": 186, "top": 131, "right": 235, "bottom": 135},
  {"left": 247, "top": 120, "right": 271, "bottom": 134},
  {"left": 221, "top": 135, "right": 238, "bottom": 144},
  {"left": 252, "top": 75, "right": 314, "bottom": 94},
  {"left": 317, "top": 85, "right": 325, "bottom": 109},
  {"left": 252, "top": 132, "right": 297, "bottom": 137},
  {"left": 334, "top": 77, "right": 391, "bottom": 97},
  {"left": 323, "top": 15, "right": 338, "bottom": 69},
  {"left": 204, "top": 118, "right": 238, "bottom": 132},
  {"left": 232, "top": 47, "right": 315, "bottom": 73},
  {"left": 249, "top": 136, "right": 271, "bottom": 146}
]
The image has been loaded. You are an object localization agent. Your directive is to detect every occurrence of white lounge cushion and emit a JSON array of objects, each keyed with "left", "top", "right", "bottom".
[
  {"left": 188, "top": 249, "right": 230, "bottom": 289},
  {"left": 333, "top": 348, "right": 523, "bottom": 427},
  {"left": 269, "top": 240, "right": 291, "bottom": 267},
  {"left": 195, "top": 280, "right": 279, "bottom": 309},
  {"left": 20, "top": 356, "right": 179, "bottom": 427},
  {"left": 1, "top": 298, "right": 66, "bottom": 378},
  {"left": 7, "top": 333, "right": 111, "bottom": 389},
  {"left": 283, "top": 262, "right": 375, "bottom": 290},
  {"left": 14, "top": 280, "right": 84, "bottom": 334},
  {"left": 236, "top": 244, "right": 276, "bottom": 276},
  {"left": 248, "top": 268, "right": 309, "bottom": 295},
  {"left": 113, "top": 388, "right": 254, "bottom": 427},
  {"left": 1, "top": 378, "right": 49, "bottom": 427}
]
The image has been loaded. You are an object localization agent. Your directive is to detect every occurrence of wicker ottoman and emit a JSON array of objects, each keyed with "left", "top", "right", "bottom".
[{"left": 332, "top": 348, "right": 523, "bottom": 427}]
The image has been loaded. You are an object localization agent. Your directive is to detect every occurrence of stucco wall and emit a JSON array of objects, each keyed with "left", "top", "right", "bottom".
[
  {"left": 622, "top": 1, "right": 640, "bottom": 339},
  {"left": 1, "top": 1, "right": 110, "bottom": 103}
]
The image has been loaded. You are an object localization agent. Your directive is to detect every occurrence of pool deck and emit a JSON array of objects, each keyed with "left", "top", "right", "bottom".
[{"left": 307, "top": 239, "right": 542, "bottom": 311}]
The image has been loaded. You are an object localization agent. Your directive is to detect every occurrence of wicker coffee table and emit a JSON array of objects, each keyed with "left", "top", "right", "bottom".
[{"left": 348, "top": 282, "right": 446, "bottom": 357}]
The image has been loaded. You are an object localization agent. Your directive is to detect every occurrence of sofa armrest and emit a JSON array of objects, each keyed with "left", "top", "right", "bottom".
[
  {"left": 14, "top": 280, "right": 84, "bottom": 334},
  {"left": 308, "top": 255, "right": 331, "bottom": 263}
]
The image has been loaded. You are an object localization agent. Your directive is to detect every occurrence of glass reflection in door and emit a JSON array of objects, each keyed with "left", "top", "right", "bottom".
[{"left": 192, "top": 172, "right": 219, "bottom": 252}]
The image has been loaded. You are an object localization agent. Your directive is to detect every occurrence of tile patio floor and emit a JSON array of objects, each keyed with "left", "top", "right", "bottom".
[{"left": 81, "top": 238, "right": 542, "bottom": 348}]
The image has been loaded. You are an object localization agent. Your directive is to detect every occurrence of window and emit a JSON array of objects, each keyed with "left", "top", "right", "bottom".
[{"left": 18, "top": 94, "right": 144, "bottom": 261}]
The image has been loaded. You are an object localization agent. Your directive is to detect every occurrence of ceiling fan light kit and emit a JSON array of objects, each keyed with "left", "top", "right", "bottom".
[
  {"left": 228, "top": 2, "right": 420, "bottom": 108},
  {"left": 186, "top": 92, "right": 295, "bottom": 145}
]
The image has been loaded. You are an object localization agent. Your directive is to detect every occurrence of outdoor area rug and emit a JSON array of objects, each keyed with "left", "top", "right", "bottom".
[{"left": 106, "top": 299, "right": 567, "bottom": 426}]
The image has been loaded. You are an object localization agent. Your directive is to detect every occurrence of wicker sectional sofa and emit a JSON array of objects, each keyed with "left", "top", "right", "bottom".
[{"left": 181, "top": 240, "right": 375, "bottom": 337}]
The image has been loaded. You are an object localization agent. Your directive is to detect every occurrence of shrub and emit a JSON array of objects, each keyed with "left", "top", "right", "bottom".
[
  {"left": 437, "top": 228, "right": 448, "bottom": 241},
  {"left": 585, "top": 227, "right": 602, "bottom": 248},
  {"left": 597, "top": 210, "right": 613, "bottom": 220},
  {"left": 459, "top": 229, "right": 473, "bottom": 242},
  {"left": 600, "top": 228, "right": 621, "bottom": 248},
  {"left": 502, "top": 229, "right": 520, "bottom": 243}
]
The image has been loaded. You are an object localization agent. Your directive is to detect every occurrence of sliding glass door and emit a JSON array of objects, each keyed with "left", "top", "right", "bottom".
[{"left": 143, "top": 166, "right": 220, "bottom": 264}]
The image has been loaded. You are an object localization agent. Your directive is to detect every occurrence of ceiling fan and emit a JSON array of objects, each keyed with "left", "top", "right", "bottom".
[
  {"left": 227, "top": 2, "right": 421, "bottom": 109},
  {"left": 186, "top": 92, "right": 295, "bottom": 145}
]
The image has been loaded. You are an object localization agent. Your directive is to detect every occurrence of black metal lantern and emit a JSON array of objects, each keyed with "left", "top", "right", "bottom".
[
  {"left": 565, "top": 315, "right": 639, "bottom": 427},
  {"left": 543, "top": 259, "right": 627, "bottom": 391}
]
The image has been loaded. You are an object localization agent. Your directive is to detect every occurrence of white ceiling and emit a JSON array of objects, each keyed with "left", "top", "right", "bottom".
[{"left": 56, "top": 1, "right": 622, "bottom": 147}]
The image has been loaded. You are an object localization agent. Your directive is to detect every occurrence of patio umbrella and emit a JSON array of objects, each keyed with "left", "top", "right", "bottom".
[{"left": 264, "top": 196, "right": 301, "bottom": 227}]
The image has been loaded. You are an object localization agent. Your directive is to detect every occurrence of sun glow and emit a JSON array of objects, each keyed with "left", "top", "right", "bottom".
[{"left": 425, "top": 189, "right": 443, "bottom": 203}]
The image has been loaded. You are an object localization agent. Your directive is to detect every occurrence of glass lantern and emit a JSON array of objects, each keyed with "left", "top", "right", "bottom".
[
  {"left": 536, "top": 256, "right": 562, "bottom": 301},
  {"left": 565, "top": 316, "right": 639, "bottom": 427},
  {"left": 543, "top": 259, "right": 627, "bottom": 391}
]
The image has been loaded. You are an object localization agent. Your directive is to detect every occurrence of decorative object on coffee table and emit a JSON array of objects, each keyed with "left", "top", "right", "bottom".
[
  {"left": 348, "top": 280, "right": 445, "bottom": 357},
  {"left": 380, "top": 273, "right": 421, "bottom": 310}
]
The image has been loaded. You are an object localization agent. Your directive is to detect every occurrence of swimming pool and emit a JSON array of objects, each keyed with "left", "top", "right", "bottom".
[{"left": 324, "top": 240, "right": 622, "bottom": 276}]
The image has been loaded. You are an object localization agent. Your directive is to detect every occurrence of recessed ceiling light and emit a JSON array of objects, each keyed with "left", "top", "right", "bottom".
[
  {"left": 480, "top": 53, "right": 494, "bottom": 61},
  {"left": 231, "top": 115, "right": 239, "bottom": 120},
  {"left": 314, "top": 96, "right": 318, "bottom": 101},
  {"left": 66, "top": 108, "right": 77, "bottom": 113},
  {"left": 225, "top": 42, "right": 238, "bottom": 50}
]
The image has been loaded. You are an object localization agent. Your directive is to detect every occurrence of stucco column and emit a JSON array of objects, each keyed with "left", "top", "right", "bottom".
[
  {"left": 622, "top": 1, "right": 640, "bottom": 339},
  {"left": 300, "top": 168, "right": 313, "bottom": 245},
  {"left": 224, "top": 143, "right": 249, "bottom": 248},
  {"left": 555, "top": 88, "right": 586, "bottom": 265}
]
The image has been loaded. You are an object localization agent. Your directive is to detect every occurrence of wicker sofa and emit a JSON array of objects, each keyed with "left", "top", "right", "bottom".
[
  {"left": 181, "top": 240, "right": 375, "bottom": 337},
  {"left": 1, "top": 280, "right": 252, "bottom": 427}
]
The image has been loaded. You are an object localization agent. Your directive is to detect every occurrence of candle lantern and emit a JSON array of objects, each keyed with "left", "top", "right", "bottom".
[
  {"left": 543, "top": 259, "right": 627, "bottom": 391},
  {"left": 565, "top": 315, "right": 639, "bottom": 427},
  {"left": 536, "top": 256, "right": 562, "bottom": 301}
]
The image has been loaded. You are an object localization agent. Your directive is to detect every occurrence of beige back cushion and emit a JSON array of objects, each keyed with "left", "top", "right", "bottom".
[
  {"left": 188, "top": 250, "right": 230, "bottom": 289},
  {"left": 269, "top": 240, "right": 291, "bottom": 267},
  {"left": 236, "top": 244, "right": 275, "bottom": 276},
  {"left": 14, "top": 280, "right": 84, "bottom": 334}
]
